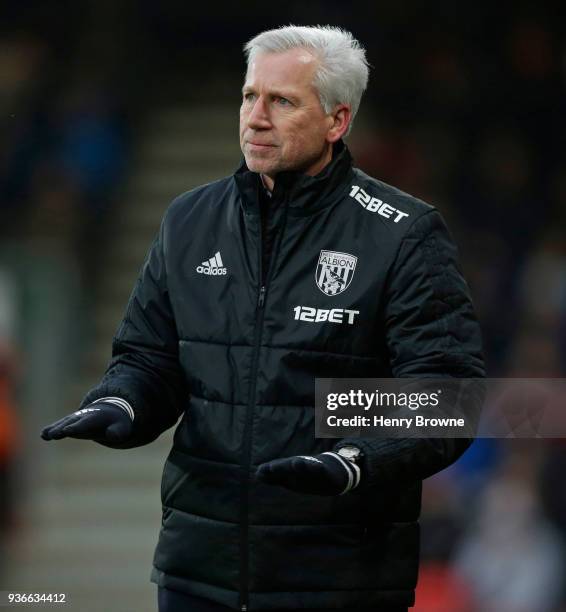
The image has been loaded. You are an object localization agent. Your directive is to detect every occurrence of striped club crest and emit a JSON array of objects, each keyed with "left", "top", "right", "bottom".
[{"left": 315, "top": 250, "right": 357, "bottom": 296}]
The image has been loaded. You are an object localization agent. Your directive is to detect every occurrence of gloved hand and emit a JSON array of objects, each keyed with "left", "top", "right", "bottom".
[
  {"left": 40, "top": 402, "right": 133, "bottom": 444},
  {"left": 256, "top": 452, "right": 360, "bottom": 496}
]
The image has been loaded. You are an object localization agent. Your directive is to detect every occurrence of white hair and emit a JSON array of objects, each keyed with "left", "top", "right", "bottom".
[{"left": 243, "top": 25, "right": 370, "bottom": 137}]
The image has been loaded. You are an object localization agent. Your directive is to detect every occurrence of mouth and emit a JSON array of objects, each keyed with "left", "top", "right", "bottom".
[
  {"left": 248, "top": 142, "right": 275, "bottom": 148},
  {"left": 245, "top": 136, "right": 277, "bottom": 145}
]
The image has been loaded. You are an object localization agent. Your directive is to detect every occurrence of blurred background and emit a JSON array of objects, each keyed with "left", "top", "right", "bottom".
[{"left": 1, "top": 1, "right": 565, "bottom": 610}]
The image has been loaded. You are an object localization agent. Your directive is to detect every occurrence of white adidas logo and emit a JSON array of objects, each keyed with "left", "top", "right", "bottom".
[{"left": 196, "top": 251, "right": 227, "bottom": 276}]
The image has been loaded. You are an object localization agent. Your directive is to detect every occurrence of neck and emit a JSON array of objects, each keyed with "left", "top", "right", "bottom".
[
  {"left": 260, "top": 173, "right": 274, "bottom": 193},
  {"left": 260, "top": 143, "right": 335, "bottom": 194}
]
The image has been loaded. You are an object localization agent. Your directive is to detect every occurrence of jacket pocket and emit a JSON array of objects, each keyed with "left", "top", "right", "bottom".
[{"left": 160, "top": 451, "right": 192, "bottom": 506}]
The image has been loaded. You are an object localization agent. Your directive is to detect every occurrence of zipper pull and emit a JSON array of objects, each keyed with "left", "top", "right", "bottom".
[{"left": 258, "top": 286, "right": 266, "bottom": 308}]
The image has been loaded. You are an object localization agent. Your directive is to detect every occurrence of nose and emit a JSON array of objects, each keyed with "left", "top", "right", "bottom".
[{"left": 246, "top": 95, "right": 271, "bottom": 130}]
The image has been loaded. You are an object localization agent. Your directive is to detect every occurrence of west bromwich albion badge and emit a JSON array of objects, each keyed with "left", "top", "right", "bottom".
[{"left": 315, "top": 250, "right": 357, "bottom": 296}]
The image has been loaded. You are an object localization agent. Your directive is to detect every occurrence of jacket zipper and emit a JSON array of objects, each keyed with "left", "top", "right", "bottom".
[
  {"left": 240, "top": 283, "right": 266, "bottom": 612},
  {"left": 258, "top": 285, "right": 266, "bottom": 308},
  {"left": 239, "top": 194, "right": 289, "bottom": 612}
]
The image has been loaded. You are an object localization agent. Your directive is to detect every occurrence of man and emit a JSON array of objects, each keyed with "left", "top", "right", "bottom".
[{"left": 41, "top": 25, "right": 485, "bottom": 611}]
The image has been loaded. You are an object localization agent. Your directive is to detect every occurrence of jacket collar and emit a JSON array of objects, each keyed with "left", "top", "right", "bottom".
[{"left": 234, "top": 139, "right": 354, "bottom": 217}]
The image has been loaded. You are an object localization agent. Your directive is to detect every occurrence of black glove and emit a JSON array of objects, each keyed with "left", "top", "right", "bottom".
[
  {"left": 256, "top": 452, "right": 360, "bottom": 496},
  {"left": 40, "top": 402, "right": 133, "bottom": 444}
]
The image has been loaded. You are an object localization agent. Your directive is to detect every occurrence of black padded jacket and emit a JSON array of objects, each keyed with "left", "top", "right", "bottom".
[{"left": 80, "top": 140, "right": 485, "bottom": 610}]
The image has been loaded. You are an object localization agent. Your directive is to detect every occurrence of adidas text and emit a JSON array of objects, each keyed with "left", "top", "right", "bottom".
[
  {"left": 197, "top": 266, "right": 227, "bottom": 275},
  {"left": 197, "top": 251, "right": 227, "bottom": 275}
]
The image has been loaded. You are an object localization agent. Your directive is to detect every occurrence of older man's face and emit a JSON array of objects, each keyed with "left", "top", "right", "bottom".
[{"left": 240, "top": 48, "right": 335, "bottom": 184}]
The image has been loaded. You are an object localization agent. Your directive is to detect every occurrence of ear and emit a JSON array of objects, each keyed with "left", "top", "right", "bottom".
[{"left": 326, "top": 104, "right": 352, "bottom": 143}]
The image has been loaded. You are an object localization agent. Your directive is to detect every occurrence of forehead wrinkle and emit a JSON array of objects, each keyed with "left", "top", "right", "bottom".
[
  {"left": 247, "top": 48, "right": 319, "bottom": 76},
  {"left": 243, "top": 73, "right": 307, "bottom": 99}
]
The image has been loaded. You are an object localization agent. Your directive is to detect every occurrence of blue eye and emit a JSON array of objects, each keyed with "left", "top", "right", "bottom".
[{"left": 277, "top": 97, "right": 290, "bottom": 106}]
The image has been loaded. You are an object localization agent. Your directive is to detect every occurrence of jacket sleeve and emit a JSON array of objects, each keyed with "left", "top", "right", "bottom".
[
  {"left": 335, "top": 209, "right": 486, "bottom": 488},
  {"left": 79, "top": 212, "right": 186, "bottom": 449}
]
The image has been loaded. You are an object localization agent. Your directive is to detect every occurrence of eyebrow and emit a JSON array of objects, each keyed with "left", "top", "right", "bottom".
[{"left": 241, "top": 85, "right": 300, "bottom": 102}]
